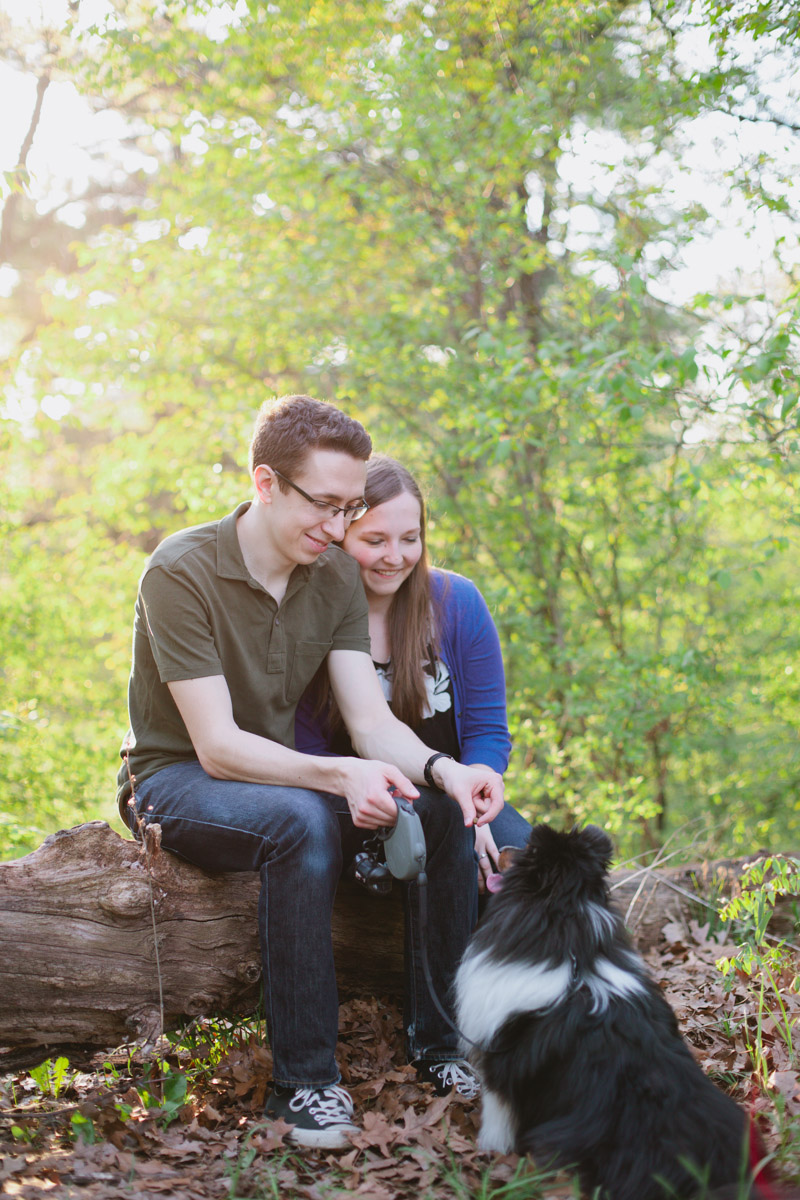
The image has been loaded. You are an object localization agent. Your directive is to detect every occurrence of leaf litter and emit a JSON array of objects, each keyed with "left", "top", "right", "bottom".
[{"left": 1, "top": 921, "right": 798, "bottom": 1199}]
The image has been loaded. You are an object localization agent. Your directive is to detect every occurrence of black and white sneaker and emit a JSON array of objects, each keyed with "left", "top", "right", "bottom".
[
  {"left": 414, "top": 1058, "right": 481, "bottom": 1099},
  {"left": 264, "top": 1083, "right": 358, "bottom": 1149}
]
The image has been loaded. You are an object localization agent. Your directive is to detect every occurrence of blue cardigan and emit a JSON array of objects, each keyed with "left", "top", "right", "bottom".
[{"left": 294, "top": 568, "right": 512, "bottom": 774}]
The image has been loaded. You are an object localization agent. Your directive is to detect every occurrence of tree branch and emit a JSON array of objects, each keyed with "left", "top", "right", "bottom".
[{"left": 0, "top": 72, "right": 51, "bottom": 266}]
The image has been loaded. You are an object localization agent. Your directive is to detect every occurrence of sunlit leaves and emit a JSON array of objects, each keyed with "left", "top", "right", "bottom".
[{"left": 3, "top": 0, "right": 800, "bottom": 858}]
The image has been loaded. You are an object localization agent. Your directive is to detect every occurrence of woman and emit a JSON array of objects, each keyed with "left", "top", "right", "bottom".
[{"left": 295, "top": 454, "right": 530, "bottom": 883}]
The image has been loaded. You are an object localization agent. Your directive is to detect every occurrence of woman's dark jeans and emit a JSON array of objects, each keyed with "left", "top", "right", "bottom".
[{"left": 128, "top": 760, "right": 530, "bottom": 1089}]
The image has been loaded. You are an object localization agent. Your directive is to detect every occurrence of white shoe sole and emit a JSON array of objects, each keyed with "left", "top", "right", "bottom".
[{"left": 284, "top": 1122, "right": 358, "bottom": 1150}]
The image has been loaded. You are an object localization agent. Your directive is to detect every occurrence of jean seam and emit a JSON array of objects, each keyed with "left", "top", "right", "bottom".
[
  {"left": 260, "top": 841, "right": 340, "bottom": 1089},
  {"left": 138, "top": 810, "right": 275, "bottom": 852}
]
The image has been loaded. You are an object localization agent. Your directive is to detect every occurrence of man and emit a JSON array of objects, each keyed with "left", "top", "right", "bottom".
[{"left": 117, "top": 394, "right": 504, "bottom": 1149}]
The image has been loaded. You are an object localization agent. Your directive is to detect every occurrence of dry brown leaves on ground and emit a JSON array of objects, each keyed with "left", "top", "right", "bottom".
[
  {"left": 1, "top": 921, "right": 798, "bottom": 1199},
  {"left": 646, "top": 918, "right": 800, "bottom": 1120},
  {"left": 0, "top": 998, "right": 570, "bottom": 1200}
]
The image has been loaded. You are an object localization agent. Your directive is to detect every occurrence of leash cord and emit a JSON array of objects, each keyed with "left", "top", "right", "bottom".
[
  {"left": 414, "top": 870, "right": 486, "bottom": 1052},
  {"left": 415, "top": 870, "right": 580, "bottom": 1054}
]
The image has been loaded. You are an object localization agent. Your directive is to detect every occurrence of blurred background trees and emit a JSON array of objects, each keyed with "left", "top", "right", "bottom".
[{"left": 2, "top": 0, "right": 799, "bottom": 858}]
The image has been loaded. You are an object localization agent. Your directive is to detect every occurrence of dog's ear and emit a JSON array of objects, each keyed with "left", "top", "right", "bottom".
[
  {"left": 497, "top": 846, "right": 523, "bottom": 873},
  {"left": 524, "top": 822, "right": 562, "bottom": 859},
  {"left": 577, "top": 824, "right": 614, "bottom": 871}
]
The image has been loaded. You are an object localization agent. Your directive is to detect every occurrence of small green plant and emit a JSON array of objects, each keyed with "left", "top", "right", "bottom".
[
  {"left": 169, "top": 1012, "right": 267, "bottom": 1057},
  {"left": 765, "top": 1092, "right": 800, "bottom": 1180},
  {"left": 139, "top": 1064, "right": 189, "bottom": 1126},
  {"left": 687, "top": 869, "right": 735, "bottom": 940},
  {"left": 224, "top": 1130, "right": 260, "bottom": 1199},
  {"left": 10, "top": 1123, "right": 36, "bottom": 1144},
  {"left": 441, "top": 1150, "right": 563, "bottom": 1200},
  {"left": 70, "top": 1110, "right": 98, "bottom": 1144},
  {"left": 224, "top": 1139, "right": 305, "bottom": 1200},
  {"left": 716, "top": 856, "right": 800, "bottom": 1087},
  {"left": 28, "top": 1055, "right": 72, "bottom": 1099},
  {"left": 114, "top": 1063, "right": 190, "bottom": 1128},
  {"left": 719, "top": 857, "right": 800, "bottom": 946},
  {"left": 100, "top": 1047, "right": 141, "bottom": 1090}
]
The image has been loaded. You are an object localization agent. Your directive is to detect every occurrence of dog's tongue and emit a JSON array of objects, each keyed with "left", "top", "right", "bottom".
[{"left": 486, "top": 872, "right": 505, "bottom": 893}]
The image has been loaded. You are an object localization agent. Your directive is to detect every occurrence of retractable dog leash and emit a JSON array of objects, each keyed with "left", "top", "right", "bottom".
[
  {"left": 365, "top": 793, "right": 488, "bottom": 1052},
  {"left": 369, "top": 795, "right": 584, "bottom": 1054}
]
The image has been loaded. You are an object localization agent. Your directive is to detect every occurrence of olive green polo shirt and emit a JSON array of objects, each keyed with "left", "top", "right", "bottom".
[{"left": 116, "top": 501, "right": 370, "bottom": 811}]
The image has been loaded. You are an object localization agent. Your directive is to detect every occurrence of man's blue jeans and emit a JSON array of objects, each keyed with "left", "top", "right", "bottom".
[{"left": 127, "top": 760, "right": 527, "bottom": 1089}]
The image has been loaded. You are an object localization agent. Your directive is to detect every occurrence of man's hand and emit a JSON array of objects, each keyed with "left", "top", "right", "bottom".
[
  {"left": 340, "top": 759, "right": 420, "bottom": 830},
  {"left": 432, "top": 759, "right": 504, "bottom": 828}
]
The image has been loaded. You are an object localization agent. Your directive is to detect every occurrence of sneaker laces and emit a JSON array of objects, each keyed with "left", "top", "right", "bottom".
[
  {"left": 288, "top": 1085, "right": 355, "bottom": 1126},
  {"left": 432, "top": 1061, "right": 480, "bottom": 1099}
]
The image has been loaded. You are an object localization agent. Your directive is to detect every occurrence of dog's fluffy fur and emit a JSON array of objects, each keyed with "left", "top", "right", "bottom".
[{"left": 456, "top": 823, "right": 774, "bottom": 1200}]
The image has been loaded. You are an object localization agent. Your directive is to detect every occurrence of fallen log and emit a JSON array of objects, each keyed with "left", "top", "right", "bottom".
[
  {"left": 0, "top": 821, "right": 404, "bottom": 1070},
  {"left": 0, "top": 821, "right": 790, "bottom": 1070}
]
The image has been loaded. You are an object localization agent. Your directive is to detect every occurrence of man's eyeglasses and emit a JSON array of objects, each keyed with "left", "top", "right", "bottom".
[{"left": 272, "top": 469, "right": 369, "bottom": 524}]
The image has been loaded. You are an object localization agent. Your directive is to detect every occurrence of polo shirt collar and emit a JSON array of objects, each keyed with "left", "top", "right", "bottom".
[
  {"left": 216, "top": 502, "right": 252, "bottom": 580},
  {"left": 216, "top": 501, "right": 312, "bottom": 593}
]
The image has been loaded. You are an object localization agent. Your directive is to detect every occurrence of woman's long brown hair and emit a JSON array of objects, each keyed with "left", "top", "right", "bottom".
[
  {"left": 357, "top": 456, "right": 439, "bottom": 729},
  {"left": 316, "top": 455, "right": 442, "bottom": 733}
]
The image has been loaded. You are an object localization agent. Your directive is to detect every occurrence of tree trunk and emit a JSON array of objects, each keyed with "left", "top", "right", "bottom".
[{"left": 0, "top": 821, "right": 782, "bottom": 1069}]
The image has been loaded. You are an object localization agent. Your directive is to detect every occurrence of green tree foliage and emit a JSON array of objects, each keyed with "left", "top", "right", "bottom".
[{"left": 2, "top": 0, "right": 800, "bottom": 858}]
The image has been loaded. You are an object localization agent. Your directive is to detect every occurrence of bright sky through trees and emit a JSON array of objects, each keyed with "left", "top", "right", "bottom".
[{"left": 0, "top": 0, "right": 797, "bottom": 318}]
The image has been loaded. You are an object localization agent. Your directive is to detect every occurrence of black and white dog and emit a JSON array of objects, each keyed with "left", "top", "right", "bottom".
[{"left": 455, "top": 823, "right": 780, "bottom": 1200}]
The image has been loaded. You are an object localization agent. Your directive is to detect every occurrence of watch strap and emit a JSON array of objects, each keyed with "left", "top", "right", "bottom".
[{"left": 423, "top": 752, "right": 454, "bottom": 790}]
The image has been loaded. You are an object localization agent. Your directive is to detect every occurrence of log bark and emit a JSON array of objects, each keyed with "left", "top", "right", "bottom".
[
  {"left": 0, "top": 821, "right": 785, "bottom": 1069},
  {"left": 0, "top": 821, "right": 403, "bottom": 1069}
]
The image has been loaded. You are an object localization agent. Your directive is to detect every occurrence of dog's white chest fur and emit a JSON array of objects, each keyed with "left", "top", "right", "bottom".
[
  {"left": 455, "top": 948, "right": 575, "bottom": 1154},
  {"left": 455, "top": 948, "right": 574, "bottom": 1044},
  {"left": 456, "top": 943, "right": 647, "bottom": 1153}
]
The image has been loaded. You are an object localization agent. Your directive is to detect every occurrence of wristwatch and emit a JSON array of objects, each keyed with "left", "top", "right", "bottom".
[{"left": 423, "top": 752, "right": 454, "bottom": 791}]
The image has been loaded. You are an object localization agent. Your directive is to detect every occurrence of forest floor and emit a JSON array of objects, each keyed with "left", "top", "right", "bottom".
[{"left": 2, "top": 917, "right": 800, "bottom": 1200}]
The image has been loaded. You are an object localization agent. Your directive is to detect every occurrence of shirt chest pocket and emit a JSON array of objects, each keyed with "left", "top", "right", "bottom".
[{"left": 287, "top": 639, "right": 333, "bottom": 703}]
